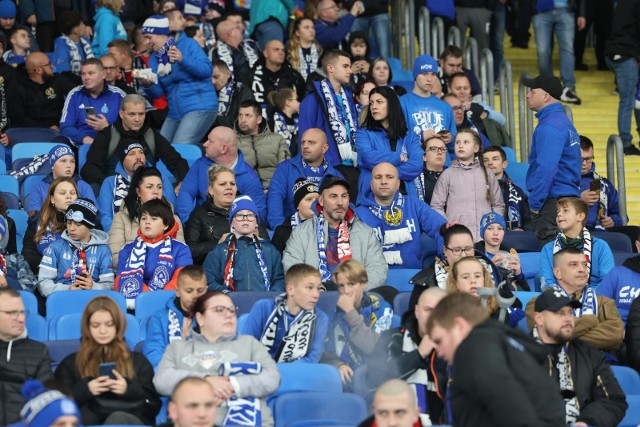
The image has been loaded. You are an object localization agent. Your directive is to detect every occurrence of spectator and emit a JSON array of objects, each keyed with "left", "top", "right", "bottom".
[
  {"left": 526, "top": 248, "right": 624, "bottom": 352},
  {"left": 27, "top": 145, "right": 96, "bottom": 217},
  {"left": 413, "top": 136, "right": 447, "bottom": 205},
  {"left": 130, "top": 24, "right": 150, "bottom": 59},
  {"left": 248, "top": 0, "right": 296, "bottom": 49},
  {"left": 271, "top": 179, "right": 319, "bottom": 253},
  {"left": 437, "top": 45, "right": 482, "bottom": 97},
  {"left": 0, "top": 288, "right": 52, "bottom": 425},
  {"left": 101, "top": 53, "right": 135, "bottom": 94},
  {"left": 107, "top": 39, "right": 149, "bottom": 96},
  {"left": 322, "top": 259, "right": 393, "bottom": 386},
  {"left": 81, "top": 93, "right": 189, "bottom": 189},
  {"left": 37, "top": 198, "right": 114, "bottom": 298},
  {"left": 53, "top": 11, "right": 93, "bottom": 77},
  {"left": 448, "top": 72, "right": 506, "bottom": 131},
  {"left": 523, "top": 75, "right": 580, "bottom": 245},
  {"left": 142, "top": 15, "right": 218, "bottom": 145},
  {"left": 347, "top": 31, "right": 370, "bottom": 89},
  {"left": 153, "top": 291, "right": 281, "bottom": 426},
  {"left": 203, "top": 195, "right": 284, "bottom": 292},
  {"left": 115, "top": 199, "right": 192, "bottom": 311},
  {"left": 348, "top": 0, "right": 390, "bottom": 58},
  {"left": 454, "top": 0, "right": 493, "bottom": 52},
  {"left": 283, "top": 174, "right": 388, "bottom": 289},
  {"left": 366, "top": 57, "right": 407, "bottom": 96},
  {"left": 175, "top": 126, "right": 266, "bottom": 224},
  {"left": 532, "top": 290, "right": 627, "bottom": 426},
  {"left": 356, "top": 162, "right": 446, "bottom": 269},
  {"left": 17, "top": 380, "right": 81, "bottom": 427},
  {"left": 143, "top": 265, "right": 208, "bottom": 367},
  {"left": 354, "top": 79, "right": 376, "bottom": 122},
  {"left": 430, "top": 129, "right": 504, "bottom": 242},
  {"left": 246, "top": 263, "right": 329, "bottom": 362},
  {"left": 54, "top": 295, "right": 161, "bottom": 425},
  {"left": 234, "top": 99, "right": 289, "bottom": 191},
  {"left": 0, "top": 195, "right": 16, "bottom": 256},
  {"left": 362, "top": 379, "right": 428, "bottom": 427},
  {"left": 268, "top": 87, "right": 300, "bottom": 152},
  {"left": 184, "top": 25, "right": 206, "bottom": 50},
  {"left": 482, "top": 146, "right": 533, "bottom": 231},
  {"left": 166, "top": 377, "right": 217, "bottom": 427},
  {"left": 0, "top": 0, "right": 38, "bottom": 53},
  {"left": 287, "top": 17, "right": 321, "bottom": 82},
  {"left": 211, "top": 18, "right": 261, "bottom": 86},
  {"left": 212, "top": 58, "right": 254, "bottom": 127},
  {"left": 426, "top": 292, "right": 566, "bottom": 426},
  {"left": 3, "top": 27, "right": 30, "bottom": 66},
  {"left": 442, "top": 93, "right": 492, "bottom": 151},
  {"left": 22, "top": 177, "right": 78, "bottom": 274},
  {"left": 91, "top": 0, "right": 127, "bottom": 58},
  {"left": 314, "top": 0, "right": 363, "bottom": 50},
  {"left": 109, "top": 166, "right": 184, "bottom": 266},
  {"left": 60, "top": 58, "right": 126, "bottom": 145},
  {"left": 184, "top": 165, "right": 235, "bottom": 265},
  {"left": 598, "top": 252, "right": 640, "bottom": 325},
  {"left": 400, "top": 55, "right": 456, "bottom": 148},
  {"left": 539, "top": 197, "right": 614, "bottom": 290},
  {"left": 9, "top": 52, "right": 75, "bottom": 129},
  {"left": 165, "top": 9, "right": 188, "bottom": 33}
]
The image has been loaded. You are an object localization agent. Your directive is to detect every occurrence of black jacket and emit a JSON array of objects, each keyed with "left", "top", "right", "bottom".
[
  {"left": 543, "top": 339, "right": 627, "bottom": 427},
  {"left": 0, "top": 335, "right": 53, "bottom": 425},
  {"left": 248, "top": 60, "right": 306, "bottom": 116},
  {"left": 54, "top": 351, "right": 161, "bottom": 426},
  {"left": 80, "top": 118, "right": 189, "bottom": 185},
  {"left": 605, "top": 0, "right": 640, "bottom": 59},
  {"left": 416, "top": 168, "right": 444, "bottom": 205},
  {"left": 271, "top": 220, "right": 293, "bottom": 254},
  {"left": 214, "top": 81, "right": 255, "bottom": 128},
  {"left": 184, "top": 198, "right": 231, "bottom": 265},
  {"left": 8, "top": 73, "right": 76, "bottom": 128},
  {"left": 626, "top": 295, "right": 640, "bottom": 372}
]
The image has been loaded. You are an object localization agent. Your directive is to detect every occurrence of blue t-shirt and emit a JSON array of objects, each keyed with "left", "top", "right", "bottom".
[{"left": 327, "top": 226, "right": 340, "bottom": 271}]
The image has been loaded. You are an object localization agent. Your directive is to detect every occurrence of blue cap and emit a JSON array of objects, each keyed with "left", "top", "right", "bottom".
[
  {"left": 412, "top": 54, "right": 438, "bottom": 80},
  {"left": 49, "top": 145, "right": 75, "bottom": 167},
  {"left": 229, "top": 195, "right": 259, "bottom": 225},
  {"left": 142, "top": 15, "right": 170, "bottom": 35},
  {"left": 0, "top": 0, "right": 16, "bottom": 19},
  {"left": 480, "top": 211, "right": 507, "bottom": 239},
  {"left": 20, "top": 380, "right": 82, "bottom": 427}
]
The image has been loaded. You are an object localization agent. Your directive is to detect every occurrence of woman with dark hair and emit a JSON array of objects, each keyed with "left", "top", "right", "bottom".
[
  {"left": 353, "top": 78, "right": 376, "bottom": 123},
  {"left": 109, "top": 166, "right": 184, "bottom": 266},
  {"left": 55, "top": 295, "right": 161, "bottom": 425},
  {"left": 366, "top": 57, "right": 407, "bottom": 96},
  {"left": 354, "top": 86, "right": 423, "bottom": 201}
]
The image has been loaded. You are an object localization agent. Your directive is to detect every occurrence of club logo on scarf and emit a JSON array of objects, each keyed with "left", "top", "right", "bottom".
[
  {"left": 384, "top": 207, "right": 403, "bottom": 226},
  {"left": 120, "top": 276, "right": 142, "bottom": 298},
  {"left": 150, "top": 266, "right": 169, "bottom": 290}
]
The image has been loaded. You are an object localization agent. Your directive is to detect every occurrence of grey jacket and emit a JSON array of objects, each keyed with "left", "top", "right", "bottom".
[
  {"left": 153, "top": 333, "right": 280, "bottom": 427},
  {"left": 430, "top": 158, "right": 504, "bottom": 242},
  {"left": 282, "top": 210, "right": 388, "bottom": 289}
]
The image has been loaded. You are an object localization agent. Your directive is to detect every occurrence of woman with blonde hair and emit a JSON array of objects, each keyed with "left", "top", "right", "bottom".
[
  {"left": 55, "top": 295, "right": 161, "bottom": 425},
  {"left": 287, "top": 17, "right": 321, "bottom": 82},
  {"left": 91, "top": 0, "right": 127, "bottom": 57}
]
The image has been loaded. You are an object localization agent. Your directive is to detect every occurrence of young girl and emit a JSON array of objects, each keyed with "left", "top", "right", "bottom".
[
  {"left": 268, "top": 88, "right": 300, "bottom": 154},
  {"left": 354, "top": 79, "right": 376, "bottom": 123},
  {"left": 287, "top": 17, "right": 322, "bottom": 82},
  {"left": 430, "top": 128, "right": 504, "bottom": 241},
  {"left": 115, "top": 199, "right": 193, "bottom": 311},
  {"left": 203, "top": 195, "right": 285, "bottom": 292},
  {"left": 38, "top": 198, "right": 114, "bottom": 298}
]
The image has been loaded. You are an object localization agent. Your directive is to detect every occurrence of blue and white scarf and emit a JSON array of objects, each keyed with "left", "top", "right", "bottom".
[
  {"left": 368, "top": 192, "right": 413, "bottom": 265},
  {"left": 112, "top": 174, "right": 130, "bottom": 216},
  {"left": 551, "top": 283, "right": 598, "bottom": 317},
  {"left": 218, "top": 362, "right": 262, "bottom": 426},
  {"left": 217, "top": 80, "right": 235, "bottom": 115},
  {"left": 298, "top": 44, "right": 319, "bottom": 81},
  {"left": 273, "top": 111, "right": 298, "bottom": 150},
  {"left": 504, "top": 176, "right": 524, "bottom": 230},
  {"left": 301, "top": 158, "right": 327, "bottom": 184},
  {"left": 61, "top": 34, "right": 94, "bottom": 75},
  {"left": 290, "top": 212, "right": 302, "bottom": 229},
  {"left": 168, "top": 307, "right": 193, "bottom": 342},
  {"left": 215, "top": 41, "right": 259, "bottom": 79},
  {"left": 155, "top": 36, "right": 175, "bottom": 76},
  {"left": 592, "top": 170, "right": 609, "bottom": 231},
  {"left": 553, "top": 227, "right": 593, "bottom": 280},
  {"left": 319, "top": 79, "right": 357, "bottom": 164}
]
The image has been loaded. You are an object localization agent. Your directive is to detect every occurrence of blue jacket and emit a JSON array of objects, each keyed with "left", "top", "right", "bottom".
[
  {"left": 596, "top": 255, "right": 640, "bottom": 325},
  {"left": 97, "top": 162, "right": 177, "bottom": 233},
  {"left": 427, "top": 0, "right": 455, "bottom": 20},
  {"left": 175, "top": 152, "right": 266, "bottom": 224},
  {"left": 28, "top": 174, "right": 96, "bottom": 213},
  {"left": 355, "top": 127, "right": 424, "bottom": 202},
  {"left": 53, "top": 37, "right": 92, "bottom": 74},
  {"left": 314, "top": 15, "right": 356, "bottom": 49},
  {"left": 60, "top": 84, "right": 126, "bottom": 145},
  {"left": 249, "top": 0, "right": 296, "bottom": 35},
  {"left": 580, "top": 164, "right": 623, "bottom": 230},
  {"left": 203, "top": 235, "right": 285, "bottom": 292},
  {"left": 143, "top": 296, "right": 194, "bottom": 367},
  {"left": 245, "top": 297, "right": 329, "bottom": 363},
  {"left": 91, "top": 7, "right": 127, "bottom": 57},
  {"left": 400, "top": 92, "right": 457, "bottom": 145},
  {"left": 356, "top": 191, "right": 446, "bottom": 269},
  {"left": 147, "top": 33, "right": 217, "bottom": 120},
  {"left": 539, "top": 236, "right": 615, "bottom": 290},
  {"left": 298, "top": 80, "right": 359, "bottom": 166},
  {"left": 266, "top": 153, "right": 342, "bottom": 228},
  {"left": 526, "top": 103, "right": 581, "bottom": 211}
]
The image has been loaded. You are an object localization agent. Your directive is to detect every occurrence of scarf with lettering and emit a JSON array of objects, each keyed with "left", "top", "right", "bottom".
[
  {"left": 553, "top": 227, "right": 593, "bottom": 281},
  {"left": 61, "top": 34, "right": 94, "bottom": 75},
  {"left": 299, "top": 44, "right": 319, "bottom": 81},
  {"left": 402, "top": 328, "right": 433, "bottom": 414},
  {"left": 413, "top": 169, "right": 443, "bottom": 203},
  {"left": 217, "top": 80, "right": 235, "bottom": 115},
  {"left": 301, "top": 159, "right": 327, "bottom": 184},
  {"left": 273, "top": 111, "right": 298, "bottom": 150},
  {"left": 368, "top": 192, "right": 412, "bottom": 265},
  {"left": 290, "top": 212, "right": 302, "bottom": 229},
  {"left": 434, "top": 257, "right": 449, "bottom": 290},
  {"left": 154, "top": 36, "right": 175, "bottom": 76},
  {"left": 319, "top": 79, "right": 357, "bottom": 164},
  {"left": 260, "top": 293, "right": 317, "bottom": 362},
  {"left": 112, "top": 174, "right": 130, "bottom": 216},
  {"left": 316, "top": 213, "right": 352, "bottom": 282},
  {"left": 551, "top": 284, "right": 598, "bottom": 317},
  {"left": 503, "top": 175, "right": 524, "bottom": 230},
  {"left": 223, "top": 234, "right": 270, "bottom": 291},
  {"left": 218, "top": 362, "right": 262, "bottom": 426},
  {"left": 216, "top": 41, "right": 259, "bottom": 78},
  {"left": 592, "top": 170, "right": 609, "bottom": 230},
  {"left": 167, "top": 306, "right": 193, "bottom": 342}
]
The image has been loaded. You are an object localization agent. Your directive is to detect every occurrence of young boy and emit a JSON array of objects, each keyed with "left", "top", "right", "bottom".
[
  {"left": 143, "top": 265, "right": 207, "bottom": 367},
  {"left": 3, "top": 27, "right": 30, "bottom": 66},
  {"left": 203, "top": 195, "right": 285, "bottom": 292},
  {"left": 539, "top": 197, "right": 615, "bottom": 290},
  {"left": 38, "top": 198, "right": 114, "bottom": 297},
  {"left": 116, "top": 198, "right": 193, "bottom": 310},
  {"left": 482, "top": 146, "right": 532, "bottom": 231},
  {"left": 245, "top": 263, "right": 329, "bottom": 363},
  {"left": 322, "top": 259, "right": 394, "bottom": 386}
]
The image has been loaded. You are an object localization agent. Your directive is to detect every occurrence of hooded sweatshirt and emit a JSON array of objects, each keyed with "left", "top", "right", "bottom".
[
  {"left": 91, "top": 6, "right": 127, "bottom": 57},
  {"left": 596, "top": 255, "right": 640, "bottom": 324}
]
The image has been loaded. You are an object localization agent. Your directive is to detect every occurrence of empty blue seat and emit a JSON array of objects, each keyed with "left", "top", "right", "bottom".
[
  {"left": 237, "top": 313, "right": 250, "bottom": 334},
  {"left": 502, "top": 146, "right": 517, "bottom": 163},
  {"left": 1, "top": 192, "right": 19, "bottom": 209},
  {"left": 46, "top": 290, "right": 127, "bottom": 324},
  {"left": 268, "top": 362, "right": 342, "bottom": 409},
  {"left": 619, "top": 395, "right": 640, "bottom": 427},
  {"left": 0, "top": 175, "right": 20, "bottom": 199},
  {"left": 45, "top": 339, "right": 81, "bottom": 370},
  {"left": 274, "top": 391, "right": 367, "bottom": 427},
  {"left": 27, "top": 313, "right": 47, "bottom": 341},
  {"left": 514, "top": 291, "right": 540, "bottom": 309},
  {"left": 392, "top": 69, "right": 413, "bottom": 82},
  {"left": 502, "top": 231, "right": 540, "bottom": 253},
  {"left": 393, "top": 292, "right": 411, "bottom": 316},
  {"left": 317, "top": 291, "right": 339, "bottom": 314},
  {"left": 387, "top": 57, "right": 403, "bottom": 75},
  {"left": 505, "top": 162, "right": 528, "bottom": 194},
  {"left": 519, "top": 252, "right": 540, "bottom": 280},
  {"left": 6, "top": 127, "right": 60, "bottom": 144},
  {"left": 11, "top": 142, "right": 58, "bottom": 170},
  {"left": 134, "top": 290, "right": 175, "bottom": 322},
  {"left": 21, "top": 174, "right": 46, "bottom": 208},
  {"left": 393, "top": 80, "right": 414, "bottom": 93},
  {"left": 593, "top": 231, "right": 633, "bottom": 253},
  {"left": 230, "top": 291, "right": 277, "bottom": 315},
  {"left": 611, "top": 366, "right": 640, "bottom": 395},
  {"left": 19, "top": 290, "right": 38, "bottom": 313},
  {"left": 171, "top": 144, "right": 202, "bottom": 166},
  {"left": 50, "top": 312, "right": 140, "bottom": 345},
  {"left": 386, "top": 269, "right": 421, "bottom": 292},
  {"left": 78, "top": 144, "right": 90, "bottom": 171},
  {"left": 614, "top": 252, "right": 636, "bottom": 266},
  {"left": 8, "top": 209, "right": 28, "bottom": 252}
]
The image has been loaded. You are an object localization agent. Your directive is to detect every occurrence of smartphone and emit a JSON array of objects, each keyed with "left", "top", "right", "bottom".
[
  {"left": 99, "top": 362, "right": 116, "bottom": 379},
  {"left": 85, "top": 107, "right": 96, "bottom": 118},
  {"left": 590, "top": 179, "right": 601, "bottom": 192}
]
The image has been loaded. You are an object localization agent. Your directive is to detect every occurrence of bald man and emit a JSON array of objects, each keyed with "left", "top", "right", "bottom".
[
  {"left": 267, "top": 128, "right": 344, "bottom": 229},
  {"left": 359, "top": 379, "right": 424, "bottom": 427},
  {"left": 211, "top": 19, "right": 261, "bottom": 86},
  {"left": 176, "top": 126, "right": 267, "bottom": 224},
  {"left": 8, "top": 51, "right": 75, "bottom": 129},
  {"left": 355, "top": 162, "right": 447, "bottom": 269},
  {"left": 168, "top": 377, "right": 218, "bottom": 427},
  {"left": 367, "top": 287, "right": 448, "bottom": 424}
]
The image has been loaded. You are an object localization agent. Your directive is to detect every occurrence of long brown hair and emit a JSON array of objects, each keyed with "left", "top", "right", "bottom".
[
  {"left": 457, "top": 128, "right": 491, "bottom": 203},
  {"left": 287, "top": 18, "right": 322, "bottom": 73},
  {"left": 34, "top": 177, "right": 78, "bottom": 244},
  {"left": 75, "top": 296, "right": 135, "bottom": 379},
  {"left": 446, "top": 256, "right": 498, "bottom": 313}
]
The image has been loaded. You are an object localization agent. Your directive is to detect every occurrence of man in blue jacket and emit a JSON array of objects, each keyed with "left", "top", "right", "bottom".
[
  {"left": 523, "top": 74, "right": 580, "bottom": 246},
  {"left": 175, "top": 126, "right": 266, "bottom": 224},
  {"left": 314, "top": 0, "right": 363, "bottom": 50}
]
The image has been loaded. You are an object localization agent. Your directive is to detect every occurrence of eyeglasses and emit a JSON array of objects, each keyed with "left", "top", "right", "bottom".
[
  {"left": 427, "top": 147, "right": 447, "bottom": 153},
  {"left": 321, "top": 4, "right": 339, "bottom": 11},
  {"left": 0, "top": 309, "right": 29, "bottom": 319},
  {"left": 450, "top": 106, "right": 465, "bottom": 112},
  {"left": 581, "top": 156, "right": 594, "bottom": 163},
  {"left": 445, "top": 246, "right": 474, "bottom": 256},
  {"left": 233, "top": 213, "right": 257, "bottom": 222},
  {"left": 38, "top": 62, "right": 52, "bottom": 69},
  {"left": 207, "top": 306, "right": 237, "bottom": 315}
]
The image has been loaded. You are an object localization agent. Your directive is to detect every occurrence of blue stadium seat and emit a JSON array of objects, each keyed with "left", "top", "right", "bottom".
[
  {"left": 387, "top": 57, "right": 404, "bottom": 75},
  {"left": 274, "top": 391, "right": 367, "bottom": 427},
  {"left": 5, "top": 128, "right": 60, "bottom": 143},
  {"left": 50, "top": 312, "right": 140, "bottom": 345},
  {"left": 393, "top": 80, "right": 414, "bottom": 93},
  {"left": 514, "top": 291, "right": 540, "bottom": 309},
  {"left": 504, "top": 162, "right": 528, "bottom": 194},
  {"left": 27, "top": 313, "right": 47, "bottom": 341},
  {"left": 614, "top": 252, "right": 636, "bottom": 266},
  {"left": 21, "top": 174, "right": 46, "bottom": 208},
  {"left": 8, "top": 208, "right": 28, "bottom": 253},
  {"left": 171, "top": 144, "right": 202, "bottom": 166},
  {"left": 502, "top": 231, "right": 540, "bottom": 253},
  {"left": 593, "top": 231, "right": 633, "bottom": 253},
  {"left": 1, "top": 192, "right": 19, "bottom": 209},
  {"left": 11, "top": 142, "right": 58, "bottom": 170},
  {"left": 237, "top": 313, "right": 250, "bottom": 334},
  {"left": 386, "top": 269, "right": 421, "bottom": 292},
  {"left": 619, "top": 395, "right": 640, "bottom": 427},
  {"left": 317, "top": 291, "right": 339, "bottom": 314},
  {"left": 393, "top": 69, "right": 413, "bottom": 82},
  {"left": 268, "top": 362, "right": 342, "bottom": 410},
  {"left": 421, "top": 233, "right": 439, "bottom": 268},
  {"left": 0, "top": 175, "right": 20, "bottom": 199},
  {"left": 45, "top": 339, "right": 81, "bottom": 370},
  {"left": 230, "top": 291, "right": 277, "bottom": 315},
  {"left": 352, "top": 365, "right": 374, "bottom": 406},
  {"left": 46, "top": 290, "right": 127, "bottom": 325},
  {"left": 393, "top": 292, "right": 411, "bottom": 316},
  {"left": 19, "top": 290, "right": 38, "bottom": 313},
  {"left": 519, "top": 252, "right": 540, "bottom": 282},
  {"left": 611, "top": 366, "right": 640, "bottom": 395},
  {"left": 134, "top": 290, "right": 175, "bottom": 322},
  {"left": 78, "top": 144, "right": 90, "bottom": 171},
  {"left": 502, "top": 146, "right": 517, "bottom": 163}
]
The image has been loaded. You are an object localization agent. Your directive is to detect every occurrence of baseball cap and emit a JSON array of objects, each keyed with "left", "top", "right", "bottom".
[
  {"left": 521, "top": 74, "right": 563, "bottom": 100},
  {"left": 318, "top": 174, "right": 349, "bottom": 194},
  {"left": 534, "top": 289, "right": 582, "bottom": 313}
]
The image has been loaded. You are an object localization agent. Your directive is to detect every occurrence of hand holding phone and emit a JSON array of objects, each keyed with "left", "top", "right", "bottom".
[
  {"left": 85, "top": 106, "right": 96, "bottom": 118},
  {"left": 99, "top": 362, "right": 116, "bottom": 380},
  {"left": 590, "top": 179, "right": 601, "bottom": 194}
]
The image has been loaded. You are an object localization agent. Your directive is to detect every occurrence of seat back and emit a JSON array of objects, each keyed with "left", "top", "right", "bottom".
[
  {"left": 134, "top": 290, "right": 175, "bottom": 322},
  {"left": 611, "top": 365, "right": 640, "bottom": 395},
  {"left": 237, "top": 313, "right": 250, "bottom": 334},
  {"left": 593, "top": 231, "right": 633, "bottom": 253},
  {"left": 274, "top": 391, "right": 367, "bottom": 427},
  {"left": 317, "top": 291, "right": 339, "bottom": 315},
  {"left": 0, "top": 175, "right": 20, "bottom": 199},
  {"left": 502, "top": 231, "right": 540, "bottom": 253},
  {"left": 46, "top": 290, "right": 127, "bottom": 324},
  {"left": 8, "top": 209, "right": 28, "bottom": 252},
  {"left": 393, "top": 292, "right": 411, "bottom": 317},
  {"left": 21, "top": 174, "right": 45, "bottom": 208},
  {"left": 505, "top": 162, "right": 529, "bottom": 194},
  {"left": 45, "top": 339, "right": 81, "bottom": 371},
  {"left": 269, "top": 362, "right": 342, "bottom": 403},
  {"left": 51, "top": 312, "right": 140, "bottom": 344},
  {"left": 78, "top": 144, "right": 91, "bottom": 171},
  {"left": 6, "top": 127, "right": 60, "bottom": 144},
  {"left": 27, "top": 314, "right": 47, "bottom": 341},
  {"left": 502, "top": 146, "right": 517, "bottom": 163},
  {"left": 230, "top": 291, "right": 276, "bottom": 315},
  {"left": 172, "top": 144, "right": 202, "bottom": 165},
  {"left": 11, "top": 142, "right": 58, "bottom": 170},
  {"left": 614, "top": 252, "right": 636, "bottom": 266},
  {"left": 386, "top": 269, "right": 421, "bottom": 292}
]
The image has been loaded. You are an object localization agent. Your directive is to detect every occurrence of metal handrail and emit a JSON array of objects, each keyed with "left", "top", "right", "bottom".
[
  {"left": 479, "top": 48, "right": 494, "bottom": 108},
  {"left": 606, "top": 135, "right": 628, "bottom": 225},
  {"left": 403, "top": 0, "right": 416, "bottom": 67},
  {"left": 498, "top": 60, "right": 514, "bottom": 143},
  {"left": 562, "top": 105, "right": 573, "bottom": 123},
  {"left": 447, "top": 26, "right": 461, "bottom": 48},
  {"left": 518, "top": 72, "right": 534, "bottom": 162},
  {"left": 418, "top": 7, "right": 430, "bottom": 55},
  {"left": 464, "top": 37, "right": 479, "bottom": 74},
  {"left": 391, "top": 0, "right": 403, "bottom": 59},
  {"left": 431, "top": 17, "right": 445, "bottom": 59}
]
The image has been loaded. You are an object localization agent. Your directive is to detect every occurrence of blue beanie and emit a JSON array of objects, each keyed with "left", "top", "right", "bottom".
[
  {"left": 0, "top": 0, "right": 16, "bottom": 19},
  {"left": 229, "top": 195, "right": 259, "bottom": 225},
  {"left": 480, "top": 211, "right": 507, "bottom": 239},
  {"left": 412, "top": 54, "right": 438, "bottom": 80},
  {"left": 49, "top": 145, "right": 75, "bottom": 167},
  {"left": 20, "top": 380, "right": 81, "bottom": 427},
  {"left": 142, "top": 15, "right": 170, "bottom": 35}
]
